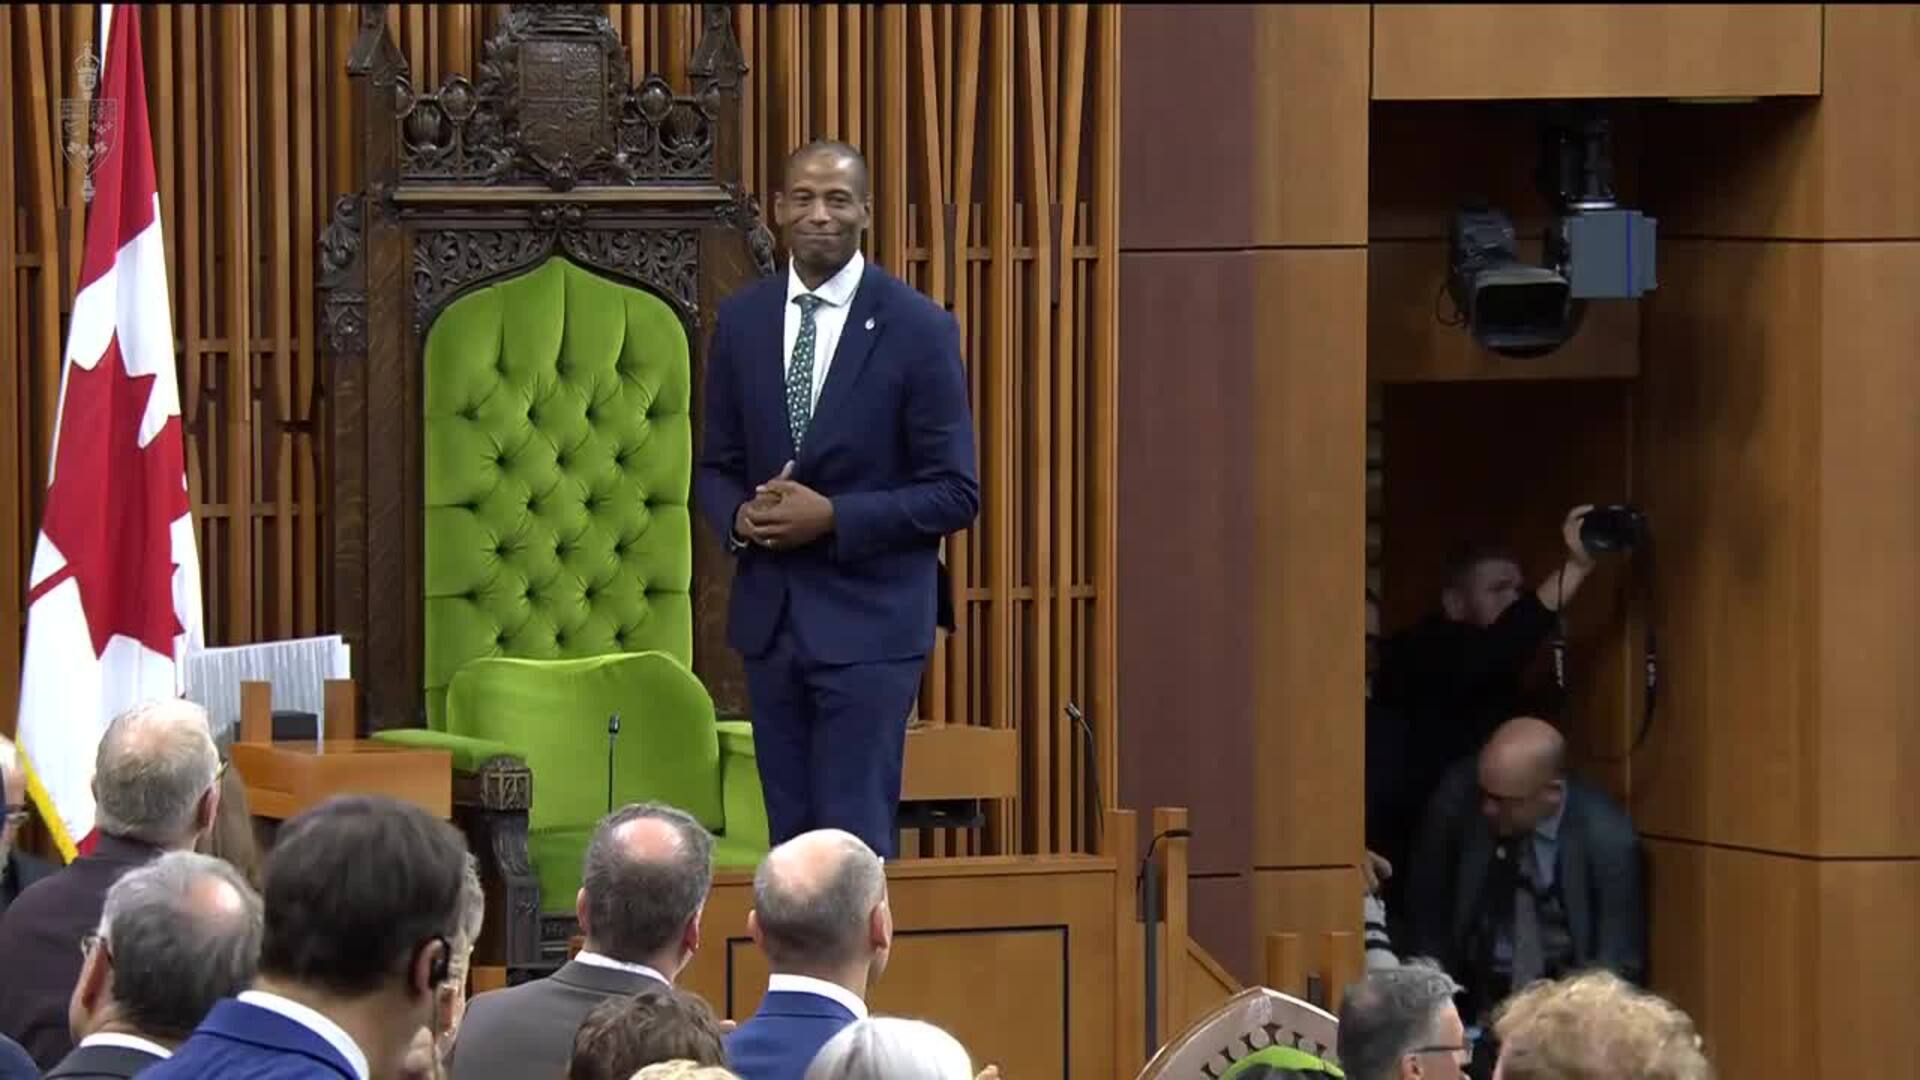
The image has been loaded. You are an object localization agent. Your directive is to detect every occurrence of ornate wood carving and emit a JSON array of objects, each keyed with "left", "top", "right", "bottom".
[
  {"left": 318, "top": 194, "right": 367, "bottom": 358},
  {"left": 409, "top": 218, "right": 700, "bottom": 337},
  {"left": 391, "top": 4, "right": 739, "bottom": 190}
]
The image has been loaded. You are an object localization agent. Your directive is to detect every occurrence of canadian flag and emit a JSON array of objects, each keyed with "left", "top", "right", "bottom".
[{"left": 16, "top": 3, "right": 203, "bottom": 860}]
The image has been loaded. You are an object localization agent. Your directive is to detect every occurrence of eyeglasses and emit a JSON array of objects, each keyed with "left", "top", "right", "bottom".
[{"left": 1411, "top": 1043, "right": 1474, "bottom": 1066}]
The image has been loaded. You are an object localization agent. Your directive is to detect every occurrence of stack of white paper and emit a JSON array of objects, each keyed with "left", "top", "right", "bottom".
[{"left": 183, "top": 636, "right": 353, "bottom": 745}]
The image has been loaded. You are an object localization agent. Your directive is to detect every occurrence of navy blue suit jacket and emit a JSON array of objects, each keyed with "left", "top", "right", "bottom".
[
  {"left": 724, "top": 990, "right": 859, "bottom": 1080},
  {"left": 142, "top": 999, "right": 360, "bottom": 1080},
  {"left": 696, "top": 263, "right": 980, "bottom": 664}
]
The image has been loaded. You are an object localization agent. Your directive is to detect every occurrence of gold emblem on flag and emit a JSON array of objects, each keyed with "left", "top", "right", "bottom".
[{"left": 60, "top": 46, "right": 117, "bottom": 205}]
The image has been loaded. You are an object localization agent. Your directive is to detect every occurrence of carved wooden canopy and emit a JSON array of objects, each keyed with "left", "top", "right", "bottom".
[{"left": 318, "top": 3, "right": 771, "bottom": 732}]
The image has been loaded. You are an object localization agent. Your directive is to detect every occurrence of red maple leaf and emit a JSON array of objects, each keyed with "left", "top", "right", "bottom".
[{"left": 30, "top": 337, "right": 190, "bottom": 659}]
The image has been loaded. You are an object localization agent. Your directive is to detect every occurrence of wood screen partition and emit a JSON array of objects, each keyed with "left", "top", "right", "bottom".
[{"left": 0, "top": 3, "right": 1120, "bottom": 860}]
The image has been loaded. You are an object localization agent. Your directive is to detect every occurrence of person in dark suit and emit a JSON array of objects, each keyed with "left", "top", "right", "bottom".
[
  {"left": 0, "top": 736, "right": 55, "bottom": 914},
  {"left": 0, "top": 702, "right": 223, "bottom": 1069},
  {"left": 144, "top": 796, "right": 469, "bottom": 1080},
  {"left": 0, "top": 1035, "right": 36, "bottom": 1080},
  {"left": 727, "top": 830, "right": 892, "bottom": 1080},
  {"left": 564, "top": 984, "right": 727, "bottom": 1080},
  {"left": 50, "top": 851, "right": 263, "bottom": 1079},
  {"left": 696, "top": 139, "right": 981, "bottom": 859},
  {"left": 1408, "top": 716, "right": 1645, "bottom": 1035},
  {"left": 451, "top": 804, "right": 715, "bottom": 1080}
]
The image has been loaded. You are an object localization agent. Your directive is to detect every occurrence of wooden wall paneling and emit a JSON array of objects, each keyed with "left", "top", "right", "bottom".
[
  {"left": 0, "top": 8, "right": 17, "bottom": 736},
  {"left": 1249, "top": 867, "right": 1365, "bottom": 1008},
  {"left": 985, "top": 3, "right": 1021, "bottom": 849},
  {"left": 1636, "top": 241, "right": 1819, "bottom": 853},
  {"left": 1813, "top": 243, "right": 1920, "bottom": 857},
  {"left": 1370, "top": 4, "right": 1822, "bottom": 103},
  {"left": 1814, "top": 858, "right": 1920, "bottom": 1078},
  {"left": 1250, "top": 5, "right": 1370, "bottom": 246},
  {"left": 1091, "top": 2, "right": 1121, "bottom": 852},
  {"left": 1248, "top": 248, "right": 1367, "bottom": 870}
]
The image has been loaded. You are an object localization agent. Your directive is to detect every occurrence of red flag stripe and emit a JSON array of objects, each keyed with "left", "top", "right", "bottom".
[{"left": 77, "top": 5, "right": 157, "bottom": 291}]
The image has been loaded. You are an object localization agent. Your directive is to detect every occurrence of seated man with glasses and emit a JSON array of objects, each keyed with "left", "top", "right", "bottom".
[
  {"left": 1406, "top": 717, "right": 1644, "bottom": 1052},
  {"left": 1337, "top": 961, "right": 1472, "bottom": 1080},
  {"left": 0, "top": 735, "right": 54, "bottom": 914}
]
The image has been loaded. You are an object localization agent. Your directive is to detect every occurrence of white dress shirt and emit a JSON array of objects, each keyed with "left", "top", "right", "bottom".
[
  {"left": 238, "top": 990, "right": 371, "bottom": 1080},
  {"left": 766, "top": 973, "right": 869, "bottom": 1020},
  {"left": 782, "top": 250, "right": 866, "bottom": 411},
  {"left": 75, "top": 1031, "right": 173, "bottom": 1059},
  {"left": 572, "top": 949, "right": 669, "bottom": 985}
]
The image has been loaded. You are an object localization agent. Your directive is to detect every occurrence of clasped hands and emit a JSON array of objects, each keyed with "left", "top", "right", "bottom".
[{"left": 734, "top": 461, "right": 834, "bottom": 551}]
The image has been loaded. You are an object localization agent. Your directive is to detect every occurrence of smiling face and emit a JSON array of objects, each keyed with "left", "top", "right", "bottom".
[{"left": 774, "top": 146, "right": 872, "bottom": 284}]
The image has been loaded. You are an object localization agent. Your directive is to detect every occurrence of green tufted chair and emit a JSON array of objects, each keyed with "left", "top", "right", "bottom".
[{"left": 373, "top": 257, "right": 769, "bottom": 971}]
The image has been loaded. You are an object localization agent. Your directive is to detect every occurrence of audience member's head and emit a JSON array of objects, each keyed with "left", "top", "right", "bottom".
[
  {"left": 68, "top": 850, "right": 263, "bottom": 1047},
  {"left": 92, "top": 700, "right": 221, "bottom": 850},
  {"left": 750, "top": 829, "right": 891, "bottom": 992},
  {"left": 0, "top": 735, "right": 25, "bottom": 862},
  {"left": 256, "top": 795, "right": 469, "bottom": 1077},
  {"left": 1492, "top": 971, "right": 1711, "bottom": 1080},
  {"left": 577, "top": 802, "right": 714, "bottom": 978},
  {"left": 1476, "top": 717, "right": 1568, "bottom": 839},
  {"left": 805, "top": 1017, "right": 974, "bottom": 1080},
  {"left": 194, "top": 739, "right": 261, "bottom": 887},
  {"left": 565, "top": 985, "right": 727, "bottom": 1080},
  {"left": 1440, "top": 543, "right": 1524, "bottom": 629},
  {"left": 401, "top": 853, "right": 487, "bottom": 1079},
  {"left": 1338, "top": 961, "right": 1468, "bottom": 1080},
  {"left": 629, "top": 1064, "right": 739, "bottom": 1080}
]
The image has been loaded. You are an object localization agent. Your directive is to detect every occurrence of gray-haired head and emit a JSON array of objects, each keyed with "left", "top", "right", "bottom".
[
  {"left": 0, "top": 735, "right": 23, "bottom": 859},
  {"left": 579, "top": 802, "right": 714, "bottom": 964},
  {"left": 92, "top": 700, "right": 220, "bottom": 847},
  {"left": 751, "top": 829, "right": 887, "bottom": 975},
  {"left": 92, "top": 850, "right": 263, "bottom": 1041},
  {"left": 1336, "top": 960, "right": 1464, "bottom": 1080},
  {"left": 804, "top": 1017, "right": 973, "bottom": 1080},
  {"left": 448, "top": 853, "right": 486, "bottom": 982}
]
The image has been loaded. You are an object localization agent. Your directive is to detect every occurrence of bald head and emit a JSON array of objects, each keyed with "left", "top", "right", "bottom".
[
  {"left": 1480, "top": 716, "right": 1567, "bottom": 789},
  {"left": 753, "top": 829, "right": 887, "bottom": 974},
  {"left": 1478, "top": 716, "right": 1569, "bottom": 838},
  {"left": 93, "top": 700, "right": 219, "bottom": 847},
  {"left": 579, "top": 802, "right": 713, "bottom": 965}
]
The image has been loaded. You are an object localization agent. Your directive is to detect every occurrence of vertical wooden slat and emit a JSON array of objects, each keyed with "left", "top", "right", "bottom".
[
  {"left": 268, "top": 4, "right": 294, "bottom": 640},
  {"left": 220, "top": 4, "right": 254, "bottom": 642},
  {"left": 1, "top": 9, "right": 20, "bottom": 731},
  {"left": 1090, "top": 2, "right": 1122, "bottom": 843},
  {"left": 1051, "top": 5, "right": 1089, "bottom": 849},
  {"left": 293, "top": 2, "right": 318, "bottom": 635},
  {"left": 985, "top": 3, "right": 1021, "bottom": 847}
]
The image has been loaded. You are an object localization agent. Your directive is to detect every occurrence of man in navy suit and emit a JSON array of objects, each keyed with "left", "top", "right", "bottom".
[
  {"left": 697, "top": 139, "right": 980, "bottom": 859},
  {"left": 144, "top": 796, "right": 469, "bottom": 1080},
  {"left": 726, "top": 829, "right": 891, "bottom": 1080}
]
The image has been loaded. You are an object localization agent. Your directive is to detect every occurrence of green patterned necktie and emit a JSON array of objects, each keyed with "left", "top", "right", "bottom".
[{"left": 787, "top": 294, "right": 828, "bottom": 446}]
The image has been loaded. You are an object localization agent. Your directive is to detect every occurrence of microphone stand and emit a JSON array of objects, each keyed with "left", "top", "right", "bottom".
[{"left": 607, "top": 713, "right": 622, "bottom": 815}]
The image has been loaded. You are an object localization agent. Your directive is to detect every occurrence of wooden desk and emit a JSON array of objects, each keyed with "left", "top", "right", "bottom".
[
  {"left": 902, "top": 724, "right": 1020, "bottom": 800},
  {"left": 233, "top": 740, "right": 452, "bottom": 820}
]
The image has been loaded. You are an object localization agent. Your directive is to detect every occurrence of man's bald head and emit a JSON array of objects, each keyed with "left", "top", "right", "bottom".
[
  {"left": 1478, "top": 717, "right": 1569, "bottom": 837},
  {"left": 93, "top": 700, "right": 220, "bottom": 847},
  {"left": 752, "top": 829, "right": 887, "bottom": 974},
  {"left": 579, "top": 803, "right": 714, "bottom": 964}
]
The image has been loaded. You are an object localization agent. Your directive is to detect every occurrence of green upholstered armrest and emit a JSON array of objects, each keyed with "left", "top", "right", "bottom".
[
  {"left": 716, "top": 719, "right": 754, "bottom": 759},
  {"left": 371, "top": 729, "right": 523, "bottom": 774}
]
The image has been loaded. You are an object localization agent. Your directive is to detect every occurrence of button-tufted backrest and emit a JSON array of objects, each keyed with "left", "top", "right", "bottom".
[{"left": 421, "top": 257, "right": 693, "bottom": 728}]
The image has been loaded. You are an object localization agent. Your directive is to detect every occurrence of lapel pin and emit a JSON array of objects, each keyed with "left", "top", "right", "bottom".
[{"left": 864, "top": 317, "right": 876, "bottom": 330}]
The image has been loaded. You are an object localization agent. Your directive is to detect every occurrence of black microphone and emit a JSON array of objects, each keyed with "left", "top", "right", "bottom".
[
  {"left": 606, "top": 713, "right": 622, "bottom": 816},
  {"left": 1066, "top": 703, "right": 1104, "bottom": 848}
]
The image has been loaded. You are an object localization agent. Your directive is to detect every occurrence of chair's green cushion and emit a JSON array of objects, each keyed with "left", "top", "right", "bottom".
[
  {"left": 422, "top": 257, "right": 692, "bottom": 728},
  {"left": 445, "top": 652, "right": 724, "bottom": 835},
  {"left": 369, "top": 728, "right": 521, "bottom": 774}
]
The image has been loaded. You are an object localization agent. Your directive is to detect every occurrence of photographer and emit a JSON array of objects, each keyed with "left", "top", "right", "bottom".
[{"left": 1368, "top": 505, "right": 1602, "bottom": 933}]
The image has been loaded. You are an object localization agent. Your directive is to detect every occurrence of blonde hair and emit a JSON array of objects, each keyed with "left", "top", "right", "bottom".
[
  {"left": 805, "top": 1018, "right": 973, "bottom": 1080},
  {"left": 1493, "top": 971, "right": 1711, "bottom": 1080},
  {"left": 629, "top": 1063, "right": 739, "bottom": 1080}
]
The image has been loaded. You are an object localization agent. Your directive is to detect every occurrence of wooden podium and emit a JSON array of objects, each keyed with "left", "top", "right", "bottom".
[{"left": 231, "top": 681, "right": 452, "bottom": 820}]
